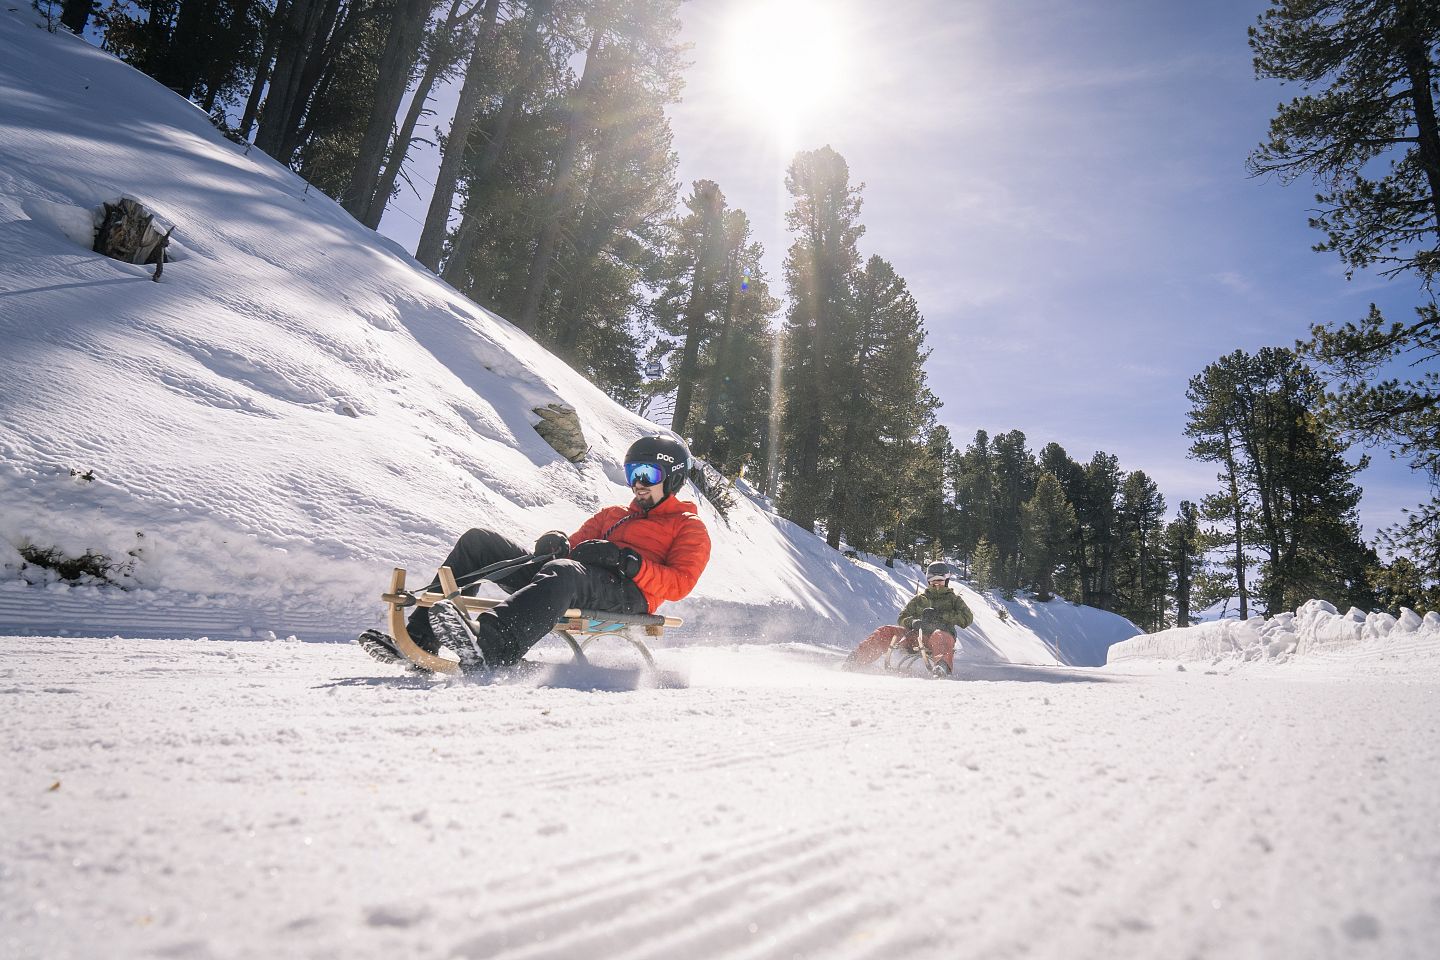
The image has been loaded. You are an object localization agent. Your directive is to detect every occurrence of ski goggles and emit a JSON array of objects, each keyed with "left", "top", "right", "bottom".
[{"left": 625, "top": 461, "right": 665, "bottom": 486}]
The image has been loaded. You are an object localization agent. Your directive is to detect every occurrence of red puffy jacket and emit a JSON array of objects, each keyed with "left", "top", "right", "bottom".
[{"left": 570, "top": 495, "right": 711, "bottom": 612}]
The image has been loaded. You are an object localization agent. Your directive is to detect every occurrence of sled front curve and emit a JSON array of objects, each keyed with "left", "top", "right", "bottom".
[{"left": 381, "top": 566, "right": 681, "bottom": 673}]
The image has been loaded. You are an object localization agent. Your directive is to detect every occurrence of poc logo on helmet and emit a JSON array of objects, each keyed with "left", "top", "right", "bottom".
[{"left": 655, "top": 453, "right": 676, "bottom": 464}]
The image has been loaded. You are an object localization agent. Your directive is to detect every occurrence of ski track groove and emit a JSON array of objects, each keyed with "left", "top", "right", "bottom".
[
  {"left": 449, "top": 826, "right": 862, "bottom": 959},
  {"left": 495, "top": 727, "right": 883, "bottom": 794}
]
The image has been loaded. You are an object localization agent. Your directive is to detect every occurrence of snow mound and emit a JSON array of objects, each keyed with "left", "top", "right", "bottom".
[{"left": 1107, "top": 599, "right": 1440, "bottom": 669}]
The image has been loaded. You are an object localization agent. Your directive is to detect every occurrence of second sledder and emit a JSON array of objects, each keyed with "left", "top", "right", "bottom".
[{"left": 843, "top": 562, "right": 974, "bottom": 676}]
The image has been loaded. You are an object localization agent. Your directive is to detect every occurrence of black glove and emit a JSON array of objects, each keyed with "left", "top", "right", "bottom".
[
  {"left": 533, "top": 530, "right": 570, "bottom": 558},
  {"left": 570, "top": 539, "right": 643, "bottom": 579},
  {"left": 912, "top": 608, "right": 943, "bottom": 634},
  {"left": 617, "top": 547, "right": 642, "bottom": 579}
]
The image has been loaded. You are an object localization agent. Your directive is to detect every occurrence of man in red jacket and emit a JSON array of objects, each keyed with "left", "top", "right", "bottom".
[{"left": 382, "top": 434, "right": 711, "bottom": 673}]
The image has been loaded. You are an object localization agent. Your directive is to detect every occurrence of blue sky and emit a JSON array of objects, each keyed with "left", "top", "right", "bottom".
[
  {"left": 663, "top": 0, "right": 1436, "bottom": 538},
  {"left": 382, "top": 0, "right": 1437, "bottom": 540}
]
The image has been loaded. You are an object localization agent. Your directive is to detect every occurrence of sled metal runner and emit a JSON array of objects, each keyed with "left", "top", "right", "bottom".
[
  {"left": 380, "top": 566, "right": 680, "bottom": 674},
  {"left": 882, "top": 628, "right": 946, "bottom": 678}
]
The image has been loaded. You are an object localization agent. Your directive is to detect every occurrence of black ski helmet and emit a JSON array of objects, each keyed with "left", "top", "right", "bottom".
[
  {"left": 624, "top": 434, "right": 691, "bottom": 496},
  {"left": 926, "top": 561, "right": 951, "bottom": 581}
]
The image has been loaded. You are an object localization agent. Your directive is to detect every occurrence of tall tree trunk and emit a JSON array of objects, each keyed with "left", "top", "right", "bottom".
[
  {"left": 282, "top": 0, "right": 349, "bottom": 161},
  {"left": 168, "top": 0, "right": 221, "bottom": 99},
  {"left": 826, "top": 288, "right": 876, "bottom": 550},
  {"left": 344, "top": 0, "right": 432, "bottom": 221},
  {"left": 254, "top": 0, "right": 321, "bottom": 158},
  {"left": 513, "top": 25, "right": 606, "bottom": 332},
  {"left": 426, "top": 0, "right": 551, "bottom": 274},
  {"left": 367, "top": 0, "right": 493, "bottom": 229},
  {"left": 693, "top": 230, "right": 743, "bottom": 460},
  {"left": 61, "top": 0, "right": 92, "bottom": 34},
  {"left": 1222, "top": 425, "right": 1249, "bottom": 619},
  {"left": 671, "top": 183, "right": 724, "bottom": 436},
  {"left": 1398, "top": 12, "right": 1440, "bottom": 230},
  {"left": 240, "top": 0, "right": 293, "bottom": 140}
]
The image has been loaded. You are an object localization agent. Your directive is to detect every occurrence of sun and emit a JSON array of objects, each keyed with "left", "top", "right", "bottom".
[{"left": 722, "top": 0, "right": 848, "bottom": 138}]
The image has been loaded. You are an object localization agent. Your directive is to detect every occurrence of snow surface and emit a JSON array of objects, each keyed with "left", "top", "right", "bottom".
[
  {"left": 4, "top": 13, "right": 1440, "bottom": 960},
  {"left": 5, "top": 636, "right": 1438, "bottom": 960}
]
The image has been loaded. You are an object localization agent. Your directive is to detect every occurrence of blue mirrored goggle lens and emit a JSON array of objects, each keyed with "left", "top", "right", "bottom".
[{"left": 625, "top": 462, "right": 665, "bottom": 486}]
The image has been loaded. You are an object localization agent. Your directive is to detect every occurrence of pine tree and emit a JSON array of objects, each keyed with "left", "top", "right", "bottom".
[
  {"left": 342, "top": 0, "right": 434, "bottom": 221},
  {"left": 826, "top": 255, "right": 937, "bottom": 553},
  {"left": 1306, "top": 303, "right": 1440, "bottom": 572},
  {"left": 989, "top": 430, "right": 1035, "bottom": 591},
  {"left": 1188, "top": 347, "right": 1376, "bottom": 614},
  {"left": 102, "top": 0, "right": 269, "bottom": 119},
  {"left": 1249, "top": 0, "right": 1440, "bottom": 282},
  {"left": 1163, "top": 500, "right": 1203, "bottom": 627},
  {"left": 912, "top": 426, "right": 960, "bottom": 556},
  {"left": 1254, "top": 2, "right": 1440, "bottom": 579},
  {"left": 423, "top": 0, "right": 555, "bottom": 272},
  {"left": 292, "top": 9, "right": 390, "bottom": 198},
  {"left": 1022, "top": 471, "right": 1078, "bottom": 601},
  {"left": 1038, "top": 442, "right": 1088, "bottom": 598},
  {"left": 1115, "top": 470, "right": 1167, "bottom": 630},
  {"left": 367, "top": 0, "right": 502, "bottom": 230},
  {"left": 972, "top": 537, "right": 999, "bottom": 593},
  {"left": 1077, "top": 451, "right": 1121, "bottom": 609},
  {"left": 775, "top": 146, "right": 864, "bottom": 533},
  {"left": 1186, "top": 357, "right": 1254, "bottom": 617},
  {"left": 1371, "top": 554, "right": 1440, "bottom": 614},
  {"left": 653, "top": 180, "right": 730, "bottom": 435},
  {"left": 689, "top": 210, "right": 780, "bottom": 477},
  {"left": 955, "top": 429, "right": 994, "bottom": 561}
]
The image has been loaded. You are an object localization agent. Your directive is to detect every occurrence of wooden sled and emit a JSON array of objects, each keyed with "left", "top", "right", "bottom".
[{"left": 379, "top": 566, "right": 681, "bottom": 675}]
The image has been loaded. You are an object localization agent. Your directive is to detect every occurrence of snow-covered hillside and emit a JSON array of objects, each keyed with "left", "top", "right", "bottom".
[{"left": 0, "top": 10, "right": 1139, "bottom": 664}]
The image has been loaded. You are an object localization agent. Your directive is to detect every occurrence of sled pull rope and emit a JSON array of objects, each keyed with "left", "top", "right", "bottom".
[{"left": 407, "top": 552, "right": 548, "bottom": 604}]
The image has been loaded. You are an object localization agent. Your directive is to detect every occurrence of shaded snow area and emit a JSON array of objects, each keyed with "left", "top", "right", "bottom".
[
  {"left": 0, "top": 10, "right": 1137, "bottom": 665},
  {"left": 1109, "top": 599, "right": 1440, "bottom": 671},
  {"left": 5, "top": 636, "right": 1438, "bottom": 960},
  {"left": 5, "top": 13, "right": 1440, "bottom": 960}
]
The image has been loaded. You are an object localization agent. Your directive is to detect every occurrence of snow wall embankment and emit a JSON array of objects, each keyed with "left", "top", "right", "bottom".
[{"left": 1107, "top": 599, "right": 1440, "bottom": 668}]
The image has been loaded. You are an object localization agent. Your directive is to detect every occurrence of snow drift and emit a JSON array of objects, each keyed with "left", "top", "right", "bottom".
[{"left": 1108, "top": 598, "right": 1440, "bottom": 668}]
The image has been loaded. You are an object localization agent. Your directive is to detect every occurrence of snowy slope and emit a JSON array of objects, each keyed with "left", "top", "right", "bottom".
[{"left": 0, "top": 10, "right": 1142, "bottom": 664}]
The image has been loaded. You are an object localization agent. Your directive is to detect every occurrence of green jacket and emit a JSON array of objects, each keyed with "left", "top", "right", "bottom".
[{"left": 898, "top": 585, "right": 974, "bottom": 637}]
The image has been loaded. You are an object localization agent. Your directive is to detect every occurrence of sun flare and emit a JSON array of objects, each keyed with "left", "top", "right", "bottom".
[{"left": 722, "top": 0, "right": 848, "bottom": 137}]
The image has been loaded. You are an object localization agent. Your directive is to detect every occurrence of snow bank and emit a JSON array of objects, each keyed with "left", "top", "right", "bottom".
[{"left": 1107, "top": 599, "right": 1440, "bottom": 669}]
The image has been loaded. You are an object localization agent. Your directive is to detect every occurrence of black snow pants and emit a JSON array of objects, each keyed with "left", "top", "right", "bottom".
[{"left": 408, "top": 527, "right": 648, "bottom": 664}]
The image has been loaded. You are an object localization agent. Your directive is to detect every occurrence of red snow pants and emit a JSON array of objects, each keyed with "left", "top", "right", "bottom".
[{"left": 849, "top": 625, "right": 955, "bottom": 671}]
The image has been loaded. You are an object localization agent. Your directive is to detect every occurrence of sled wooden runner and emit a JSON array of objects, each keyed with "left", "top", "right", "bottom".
[{"left": 380, "top": 566, "right": 681, "bottom": 674}]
